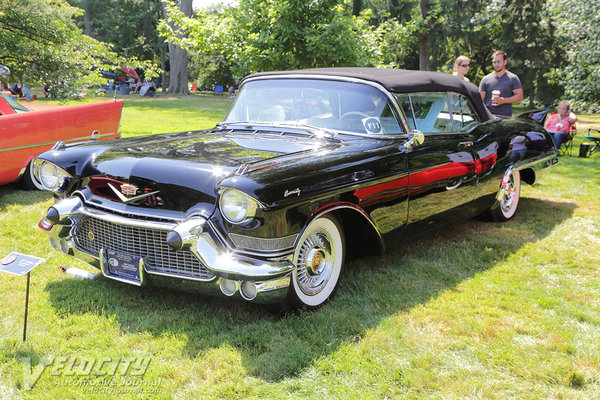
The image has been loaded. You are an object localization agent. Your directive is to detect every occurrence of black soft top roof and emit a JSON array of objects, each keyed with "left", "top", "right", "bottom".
[{"left": 245, "top": 67, "right": 492, "bottom": 121}]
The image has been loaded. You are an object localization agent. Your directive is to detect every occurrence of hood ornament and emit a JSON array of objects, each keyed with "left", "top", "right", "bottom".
[{"left": 108, "top": 183, "right": 160, "bottom": 205}]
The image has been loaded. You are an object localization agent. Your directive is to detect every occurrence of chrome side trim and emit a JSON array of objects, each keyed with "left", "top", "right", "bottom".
[
  {"left": 0, "top": 132, "right": 118, "bottom": 153},
  {"left": 512, "top": 151, "right": 558, "bottom": 172}
]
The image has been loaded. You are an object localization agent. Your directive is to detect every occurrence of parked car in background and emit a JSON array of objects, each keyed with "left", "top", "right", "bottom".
[
  {"left": 0, "top": 92, "right": 122, "bottom": 189},
  {"left": 34, "top": 68, "right": 557, "bottom": 309}
]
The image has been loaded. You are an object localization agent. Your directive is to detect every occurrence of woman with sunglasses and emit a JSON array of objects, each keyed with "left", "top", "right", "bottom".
[{"left": 453, "top": 55, "right": 471, "bottom": 81}]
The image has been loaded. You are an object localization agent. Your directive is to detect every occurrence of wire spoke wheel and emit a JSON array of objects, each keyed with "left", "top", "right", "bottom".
[
  {"left": 289, "top": 215, "right": 344, "bottom": 308},
  {"left": 491, "top": 169, "right": 521, "bottom": 221}
]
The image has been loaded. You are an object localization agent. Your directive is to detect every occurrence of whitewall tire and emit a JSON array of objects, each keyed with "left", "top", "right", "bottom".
[{"left": 288, "top": 215, "right": 345, "bottom": 308}]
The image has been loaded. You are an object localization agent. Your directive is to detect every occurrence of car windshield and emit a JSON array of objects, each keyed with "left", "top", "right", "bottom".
[
  {"left": 0, "top": 91, "right": 30, "bottom": 113},
  {"left": 223, "top": 78, "right": 405, "bottom": 135}
]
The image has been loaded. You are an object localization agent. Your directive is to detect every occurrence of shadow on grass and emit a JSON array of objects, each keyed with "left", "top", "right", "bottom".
[
  {"left": 42, "top": 197, "right": 575, "bottom": 382},
  {"left": 0, "top": 184, "right": 51, "bottom": 211}
]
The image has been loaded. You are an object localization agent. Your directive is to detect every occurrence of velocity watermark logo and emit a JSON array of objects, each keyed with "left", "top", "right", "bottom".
[{"left": 22, "top": 355, "right": 156, "bottom": 392}]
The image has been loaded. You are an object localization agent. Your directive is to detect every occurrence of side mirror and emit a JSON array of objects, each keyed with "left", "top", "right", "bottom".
[{"left": 399, "top": 130, "right": 424, "bottom": 152}]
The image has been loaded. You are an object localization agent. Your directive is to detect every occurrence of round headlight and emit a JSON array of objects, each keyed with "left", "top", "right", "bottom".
[
  {"left": 220, "top": 188, "right": 259, "bottom": 224},
  {"left": 40, "top": 162, "right": 60, "bottom": 190}
]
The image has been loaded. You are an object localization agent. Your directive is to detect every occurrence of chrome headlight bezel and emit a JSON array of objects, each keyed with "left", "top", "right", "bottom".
[
  {"left": 219, "top": 188, "right": 261, "bottom": 224},
  {"left": 33, "top": 159, "right": 71, "bottom": 192}
]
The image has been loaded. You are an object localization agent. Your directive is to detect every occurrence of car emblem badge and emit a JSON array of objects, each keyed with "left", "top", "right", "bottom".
[
  {"left": 284, "top": 188, "right": 301, "bottom": 197},
  {"left": 88, "top": 230, "right": 95, "bottom": 240},
  {"left": 313, "top": 253, "right": 321, "bottom": 270},
  {"left": 120, "top": 184, "right": 138, "bottom": 196},
  {"left": 108, "top": 183, "right": 160, "bottom": 205}
]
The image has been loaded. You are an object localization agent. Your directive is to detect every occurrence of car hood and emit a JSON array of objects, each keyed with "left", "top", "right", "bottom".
[{"left": 43, "top": 130, "right": 338, "bottom": 216}]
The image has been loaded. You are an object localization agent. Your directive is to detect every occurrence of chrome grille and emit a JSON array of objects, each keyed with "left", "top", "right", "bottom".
[{"left": 74, "top": 215, "right": 214, "bottom": 280}]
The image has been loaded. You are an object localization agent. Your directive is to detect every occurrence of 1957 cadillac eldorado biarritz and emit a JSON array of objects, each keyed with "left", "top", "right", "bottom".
[{"left": 34, "top": 68, "right": 558, "bottom": 308}]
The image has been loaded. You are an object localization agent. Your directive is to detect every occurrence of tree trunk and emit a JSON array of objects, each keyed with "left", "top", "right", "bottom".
[
  {"left": 390, "top": 0, "right": 400, "bottom": 19},
  {"left": 160, "top": 45, "right": 167, "bottom": 92},
  {"left": 352, "top": 0, "right": 362, "bottom": 16},
  {"left": 82, "top": 0, "right": 94, "bottom": 37},
  {"left": 163, "top": 0, "right": 192, "bottom": 95},
  {"left": 419, "top": 0, "right": 430, "bottom": 71}
]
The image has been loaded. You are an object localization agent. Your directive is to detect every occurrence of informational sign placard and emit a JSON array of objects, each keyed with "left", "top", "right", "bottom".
[
  {"left": 0, "top": 252, "right": 45, "bottom": 276},
  {"left": 0, "top": 252, "right": 45, "bottom": 342}
]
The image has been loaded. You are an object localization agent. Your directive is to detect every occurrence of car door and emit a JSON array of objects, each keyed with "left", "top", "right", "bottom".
[{"left": 395, "top": 92, "right": 480, "bottom": 234}]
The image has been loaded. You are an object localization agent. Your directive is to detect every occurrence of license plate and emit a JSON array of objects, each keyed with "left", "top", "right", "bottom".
[{"left": 106, "top": 249, "right": 141, "bottom": 283}]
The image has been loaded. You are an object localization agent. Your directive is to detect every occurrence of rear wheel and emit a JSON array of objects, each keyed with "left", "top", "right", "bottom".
[
  {"left": 288, "top": 215, "right": 345, "bottom": 309},
  {"left": 487, "top": 169, "right": 521, "bottom": 222}
]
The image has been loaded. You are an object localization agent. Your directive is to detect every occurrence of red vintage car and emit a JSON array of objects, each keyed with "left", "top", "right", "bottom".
[{"left": 0, "top": 91, "right": 123, "bottom": 189}]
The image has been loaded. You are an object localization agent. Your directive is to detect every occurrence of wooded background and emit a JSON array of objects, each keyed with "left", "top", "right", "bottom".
[{"left": 1, "top": 0, "right": 598, "bottom": 110}]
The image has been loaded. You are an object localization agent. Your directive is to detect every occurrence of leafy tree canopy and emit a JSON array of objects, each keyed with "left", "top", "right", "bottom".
[
  {"left": 0, "top": 0, "right": 156, "bottom": 98},
  {"left": 546, "top": 0, "right": 600, "bottom": 111},
  {"left": 67, "top": 0, "right": 165, "bottom": 64},
  {"left": 159, "top": 0, "right": 387, "bottom": 78}
]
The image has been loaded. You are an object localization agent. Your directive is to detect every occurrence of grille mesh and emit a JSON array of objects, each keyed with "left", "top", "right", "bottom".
[
  {"left": 74, "top": 215, "right": 214, "bottom": 280},
  {"left": 228, "top": 232, "right": 297, "bottom": 252}
]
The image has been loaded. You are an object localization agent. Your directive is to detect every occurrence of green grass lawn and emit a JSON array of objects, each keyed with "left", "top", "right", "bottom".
[{"left": 1, "top": 96, "right": 600, "bottom": 399}]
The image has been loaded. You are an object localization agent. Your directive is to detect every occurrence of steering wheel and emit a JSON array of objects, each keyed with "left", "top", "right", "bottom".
[
  {"left": 340, "top": 111, "right": 369, "bottom": 121},
  {"left": 339, "top": 111, "right": 370, "bottom": 132}
]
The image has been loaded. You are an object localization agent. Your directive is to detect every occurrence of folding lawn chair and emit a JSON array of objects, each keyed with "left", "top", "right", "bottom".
[
  {"left": 559, "top": 123, "right": 577, "bottom": 156},
  {"left": 584, "top": 128, "right": 600, "bottom": 157}
]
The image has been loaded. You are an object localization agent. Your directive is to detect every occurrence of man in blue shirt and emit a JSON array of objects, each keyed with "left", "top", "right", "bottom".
[{"left": 479, "top": 51, "right": 524, "bottom": 117}]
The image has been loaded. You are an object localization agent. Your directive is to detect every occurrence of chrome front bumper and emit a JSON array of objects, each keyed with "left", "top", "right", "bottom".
[{"left": 39, "top": 196, "right": 293, "bottom": 303}]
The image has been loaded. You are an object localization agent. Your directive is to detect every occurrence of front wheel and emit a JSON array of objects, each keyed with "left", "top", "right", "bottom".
[
  {"left": 287, "top": 215, "right": 345, "bottom": 309},
  {"left": 487, "top": 169, "right": 521, "bottom": 222}
]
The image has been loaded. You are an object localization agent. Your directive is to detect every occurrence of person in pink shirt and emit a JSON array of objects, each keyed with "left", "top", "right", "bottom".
[{"left": 544, "top": 100, "right": 577, "bottom": 149}]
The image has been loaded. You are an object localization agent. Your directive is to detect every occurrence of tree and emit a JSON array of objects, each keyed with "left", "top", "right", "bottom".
[
  {"left": 0, "top": 0, "right": 127, "bottom": 97},
  {"left": 162, "top": 0, "right": 192, "bottom": 94},
  {"left": 425, "top": 0, "right": 496, "bottom": 81},
  {"left": 546, "top": 0, "right": 600, "bottom": 110},
  {"left": 160, "top": 0, "right": 383, "bottom": 78},
  {"left": 73, "top": 0, "right": 165, "bottom": 62},
  {"left": 495, "top": 0, "right": 560, "bottom": 108},
  {"left": 67, "top": 0, "right": 166, "bottom": 80},
  {"left": 418, "top": 0, "right": 430, "bottom": 70}
]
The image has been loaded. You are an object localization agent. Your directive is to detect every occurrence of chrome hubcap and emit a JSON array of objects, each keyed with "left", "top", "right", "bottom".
[
  {"left": 500, "top": 175, "right": 515, "bottom": 212},
  {"left": 296, "top": 229, "right": 333, "bottom": 296}
]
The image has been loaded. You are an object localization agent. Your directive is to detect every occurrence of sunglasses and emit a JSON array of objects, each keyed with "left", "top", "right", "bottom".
[
  {"left": 460, "top": 64, "right": 470, "bottom": 67},
  {"left": 492, "top": 60, "right": 503, "bottom": 64}
]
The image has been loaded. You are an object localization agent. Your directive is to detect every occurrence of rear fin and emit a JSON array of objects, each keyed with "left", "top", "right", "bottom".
[{"left": 516, "top": 109, "right": 549, "bottom": 124}]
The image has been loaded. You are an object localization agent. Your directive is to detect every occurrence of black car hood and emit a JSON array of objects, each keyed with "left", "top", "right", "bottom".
[{"left": 45, "top": 129, "right": 338, "bottom": 216}]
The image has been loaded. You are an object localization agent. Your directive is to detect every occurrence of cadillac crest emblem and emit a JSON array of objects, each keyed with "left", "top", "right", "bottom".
[{"left": 120, "top": 183, "right": 138, "bottom": 196}]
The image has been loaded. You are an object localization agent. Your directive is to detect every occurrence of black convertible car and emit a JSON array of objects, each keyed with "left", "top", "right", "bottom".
[{"left": 34, "top": 68, "right": 557, "bottom": 308}]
